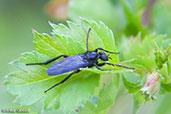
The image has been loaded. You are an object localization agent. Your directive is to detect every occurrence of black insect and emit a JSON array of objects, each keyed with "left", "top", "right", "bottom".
[{"left": 26, "top": 28, "right": 134, "bottom": 93}]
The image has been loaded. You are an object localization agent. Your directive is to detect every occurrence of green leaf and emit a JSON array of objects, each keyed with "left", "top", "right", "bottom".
[
  {"left": 122, "top": 34, "right": 167, "bottom": 71},
  {"left": 79, "top": 74, "right": 119, "bottom": 114},
  {"left": 155, "top": 43, "right": 171, "bottom": 83},
  {"left": 133, "top": 92, "right": 145, "bottom": 114},
  {"left": 122, "top": 73, "right": 144, "bottom": 93},
  {"left": 159, "top": 63, "right": 169, "bottom": 83},
  {"left": 4, "top": 18, "right": 122, "bottom": 113},
  {"left": 121, "top": 0, "right": 147, "bottom": 38},
  {"left": 154, "top": 42, "right": 167, "bottom": 70}
]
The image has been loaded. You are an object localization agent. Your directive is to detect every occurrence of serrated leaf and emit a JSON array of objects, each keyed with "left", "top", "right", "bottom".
[
  {"left": 4, "top": 18, "right": 122, "bottom": 113},
  {"left": 81, "top": 18, "right": 119, "bottom": 64},
  {"left": 154, "top": 42, "right": 167, "bottom": 70},
  {"left": 33, "top": 31, "right": 64, "bottom": 58},
  {"left": 43, "top": 72, "right": 100, "bottom": 113},
  {"left": 122, "top": 34, "right": 168, "bottom": 71},
  {"left": 155, "top": 43, "right": 171, "bottom": 83}
]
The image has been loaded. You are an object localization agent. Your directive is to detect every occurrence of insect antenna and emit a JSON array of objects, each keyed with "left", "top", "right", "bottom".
[
  {"left": 86, "top": 28, "right": 91, "bottom": 52},
  {"left": 107, "top": 54, "right": 112, "bottom": 60}
]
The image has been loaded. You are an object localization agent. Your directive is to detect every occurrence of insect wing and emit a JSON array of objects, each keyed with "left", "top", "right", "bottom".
[{"left": 47, "top": 54, "right": 88, "bottom": 75}]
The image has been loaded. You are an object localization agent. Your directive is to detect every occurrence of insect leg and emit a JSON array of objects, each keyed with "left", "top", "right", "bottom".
[
  {"left": 95, "top": 48, "right": 119, "bottom": 54},
  {"left": 97, "top": 62, "right": 135, "bottom": 70},
  {"left": 94, "top": 64, "right": 111, "bottom": 71},
  {"left": 44, "top": 70, "right": 81, "bottom": 93},
  {"left": 26, "top": 55, "right": 69, "bottom": 65}
]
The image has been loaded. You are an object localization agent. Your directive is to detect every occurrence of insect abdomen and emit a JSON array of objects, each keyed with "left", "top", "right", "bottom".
[{"left": 47, "top": 55, "right": 89, "bottom": 75}]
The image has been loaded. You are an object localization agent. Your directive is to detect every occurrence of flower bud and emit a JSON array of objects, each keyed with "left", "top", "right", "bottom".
[{"left": 140, "top": 72, "right": 160, "bottom": 99}]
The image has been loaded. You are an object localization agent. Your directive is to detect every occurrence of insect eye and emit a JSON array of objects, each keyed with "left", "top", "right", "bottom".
[
  {"left": 89, "top": 52, "right": 97, "bottom": 59},
  {"left": 99, "top": 52, "right": 108, "bottom": 61}
]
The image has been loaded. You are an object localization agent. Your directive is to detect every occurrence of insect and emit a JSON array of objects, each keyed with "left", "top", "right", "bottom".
[{"left": 26, "top": 28, "right": 134, "bottom": 93}]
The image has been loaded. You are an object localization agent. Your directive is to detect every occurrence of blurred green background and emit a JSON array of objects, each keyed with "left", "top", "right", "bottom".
[
  {"left": 0, "top": 0, "right": 171, "bottom": 114},
  {"left": 0, "top": 0, "right": 52, "bottom": 113}
]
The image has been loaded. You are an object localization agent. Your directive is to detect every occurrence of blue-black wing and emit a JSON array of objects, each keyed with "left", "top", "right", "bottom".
[{"left": 47, "top": 54, "right": 89, "bottom": 75}]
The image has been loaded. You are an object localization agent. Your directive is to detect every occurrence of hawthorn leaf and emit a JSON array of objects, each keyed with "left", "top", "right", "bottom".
[
  {"left": 122, "top": 34, "right": 167, "bottom": 71},
  {"left": 4, "top": 18, "right": 123, "bottom": 113},
  {"left": 80, "top": 18, "right": 119, "bottom": 64}
]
